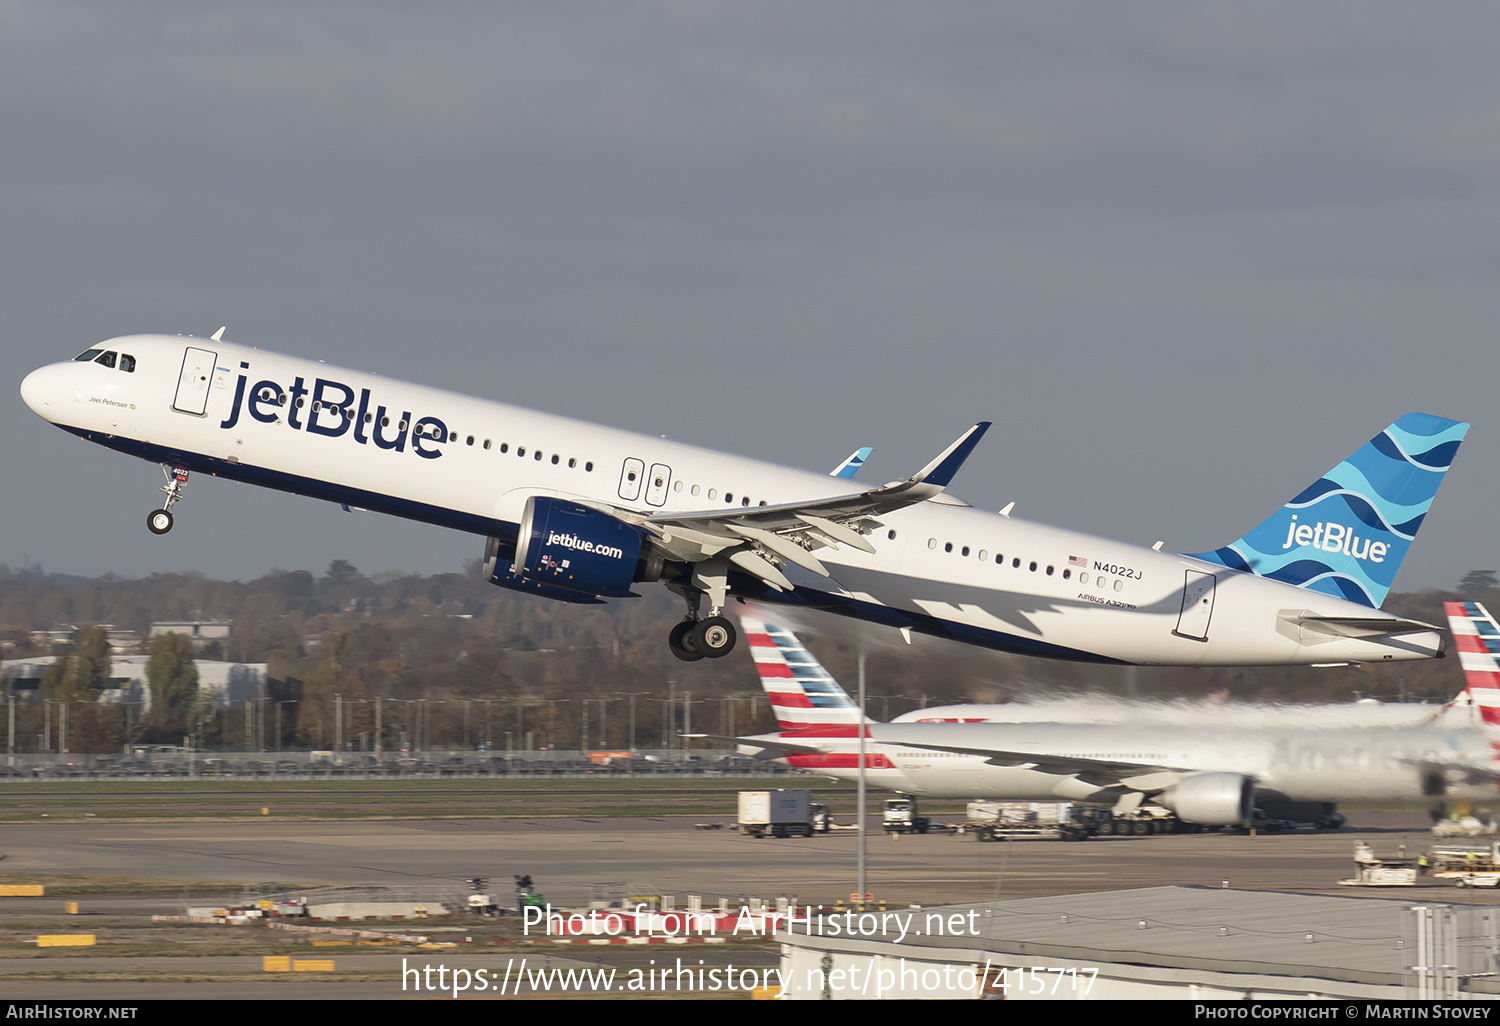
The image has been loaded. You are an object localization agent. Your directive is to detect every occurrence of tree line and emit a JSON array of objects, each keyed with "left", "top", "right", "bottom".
[{"left": 1, "top": 560, "right": 1494, "bottom": 753}]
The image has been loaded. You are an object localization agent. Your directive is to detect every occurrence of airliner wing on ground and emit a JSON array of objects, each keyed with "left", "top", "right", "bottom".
[
  {"left": 20, "top": 332, "right": 1468, "bottom": 666},
  {"left": 736, "top": 612, "right": 1499, "bottom": 825}
]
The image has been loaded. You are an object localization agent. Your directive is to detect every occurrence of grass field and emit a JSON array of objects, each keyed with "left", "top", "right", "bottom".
[{"left": 0, "top": 776, "right": 975, "bottom": 823}]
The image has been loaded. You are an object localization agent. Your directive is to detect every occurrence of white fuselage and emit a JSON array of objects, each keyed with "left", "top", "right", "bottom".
[
  {"left": 769, "top": 720, "right": 1497, "bottom": 805},
  {"left": 20, "top": 334, "right": 1445, "bottom": 666}
]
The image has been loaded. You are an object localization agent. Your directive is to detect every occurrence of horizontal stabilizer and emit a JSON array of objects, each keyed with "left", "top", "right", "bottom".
[
  {"left": 699, "top": 733, "right": 830, "bottom": 757},
  {"left": 1278, "top": 611, "right": 1442, "bottom": 640}
]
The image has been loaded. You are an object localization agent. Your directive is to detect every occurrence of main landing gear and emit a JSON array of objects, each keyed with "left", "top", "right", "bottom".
[
  {"left": 668, "top": 615, "right": 738, "bottom": 663},
  {"left": 147, "top": 464, "right": 190, "bottom": 535},
  {"left": 667, "top": 570, "right": 739, "bottom": 662}
]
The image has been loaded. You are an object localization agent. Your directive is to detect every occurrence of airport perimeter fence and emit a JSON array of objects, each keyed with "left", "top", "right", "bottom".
[{"left": 0, "top": 748, "right": 788, "bottom": 780}]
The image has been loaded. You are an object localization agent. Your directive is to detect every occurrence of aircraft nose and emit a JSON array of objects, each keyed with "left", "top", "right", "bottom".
[{"left": 20, "top": 364, "right": 65, "bottom": 420}]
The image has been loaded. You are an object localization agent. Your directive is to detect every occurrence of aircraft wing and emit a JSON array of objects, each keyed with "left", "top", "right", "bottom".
[
  {"left": 881, "top": 739, "right": 1201, "bottom": 790},
  {"left": 636, "top": 423, "right": 990, "bottom": 592},
  {"left": 1399, "top": 755, "right": 1500, "bottom": 787}
]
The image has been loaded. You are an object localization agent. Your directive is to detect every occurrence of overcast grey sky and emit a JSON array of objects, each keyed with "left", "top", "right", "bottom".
[{"left": 3, "top": 2, "right": 1496, "bottom": 592}]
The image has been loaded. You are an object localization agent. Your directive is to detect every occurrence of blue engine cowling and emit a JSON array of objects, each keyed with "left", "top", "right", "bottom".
[
  {"left": 484, "top": 549, "right": 606, "bottom": 604},
  {"left": 502, "top": 496, "right": 646, "bottom": 600}
]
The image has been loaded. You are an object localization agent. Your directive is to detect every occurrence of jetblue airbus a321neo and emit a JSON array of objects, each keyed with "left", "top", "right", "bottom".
[{"left": 21, "top": 331, "right": 1467, "bottom": 665}]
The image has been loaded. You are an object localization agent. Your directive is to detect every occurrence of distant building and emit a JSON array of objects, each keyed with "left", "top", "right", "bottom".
[
  {"left": 30, "top": 626, "right": 140, "bottom": 654},
  {"left": 149, "top": 621, "right": 232, "bottom": 642},
  {"left": 0, "top": 655, "right": 266, "bottom": 718}
]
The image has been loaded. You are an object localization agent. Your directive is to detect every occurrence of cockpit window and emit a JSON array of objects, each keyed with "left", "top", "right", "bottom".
[
  {"left": 74, "top": 348, "right": 103, "bottom": 362},
  {"left": 94, "top": 351, "right": 117, "bottom": 369},
  {"left": 119, "top": 354, "right": 136, "bottom": 373}
]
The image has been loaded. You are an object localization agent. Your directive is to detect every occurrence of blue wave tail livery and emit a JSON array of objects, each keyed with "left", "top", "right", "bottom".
[{"left": 1192, "top": 414, "right": 1468, "bottom": 608}]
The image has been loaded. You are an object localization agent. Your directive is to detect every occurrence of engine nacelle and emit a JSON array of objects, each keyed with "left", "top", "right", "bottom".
[
  {"left": 483, "top": 540, "right": 606, "bottom": 604},
  {"left": 1153, "top": 772, "right": 1254, "bottom": 826},
  {"left": 485, "top": 496, "right": 650, "bottom": 602}
]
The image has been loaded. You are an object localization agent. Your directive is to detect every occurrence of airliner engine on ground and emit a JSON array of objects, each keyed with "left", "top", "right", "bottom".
[
  {"left": 20, "top": 332, "right": 1466, "bottom": 664},
  {"left": 735, "top": 612, "right": 1500, "bottom": 826}
]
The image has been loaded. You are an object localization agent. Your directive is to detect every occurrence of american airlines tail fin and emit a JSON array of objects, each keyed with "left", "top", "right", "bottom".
[
  {"left": 1192, "top": 413, "right": 1469, "bottom": 608},
  {"left": 1444, "top": 601, "right": 1500, "bottom": 745},
  {"left": 740, "top": 614, "right": 868, "bottom": 730}
]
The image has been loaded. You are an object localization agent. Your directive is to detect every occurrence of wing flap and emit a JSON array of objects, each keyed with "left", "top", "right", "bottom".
[{"left": 642, "top": 422, "right": 989, "bottom": 572}]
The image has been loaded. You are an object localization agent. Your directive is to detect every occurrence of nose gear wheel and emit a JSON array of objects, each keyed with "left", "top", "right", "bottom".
[{"left": 147, "top": 463, "right": 190, "bottom": 534}]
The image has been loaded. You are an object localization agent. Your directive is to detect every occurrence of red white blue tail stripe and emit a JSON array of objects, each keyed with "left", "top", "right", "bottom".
[
  {"left": 1445, "top": 601, "right": 1500, "bottom": 749},
  {"left": 740, "top": 615, "right": 863, "bottom": 730}
]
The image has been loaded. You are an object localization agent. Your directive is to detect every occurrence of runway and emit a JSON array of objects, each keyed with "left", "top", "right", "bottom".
[
  {"left": 0, "top": 810, "right": 1460, "bottom": 907},
  {"left": 0, "top": 809, "right": 1486, "bottom": 1001}
]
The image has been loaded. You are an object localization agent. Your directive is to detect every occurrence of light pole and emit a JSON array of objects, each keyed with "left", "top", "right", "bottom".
[
  {"left": 614, "top": 693, "right": 647, "bottom": 754},
  {"left": 275, "top": 701, "right": 298, "bottom": 753},
  {"left": 858, "top": 650, "right": 868, "bottom": 908},
  {"left": 596, "top": 697, "right": 617, "bottom": 750}
]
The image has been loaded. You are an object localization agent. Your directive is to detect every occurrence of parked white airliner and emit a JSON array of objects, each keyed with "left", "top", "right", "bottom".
[
  {"left": 736, "top": 612, "right": 1500, "bottom": 826},
  {"left": 20, "top": 332, "right": 1467, "bottom": 664}
]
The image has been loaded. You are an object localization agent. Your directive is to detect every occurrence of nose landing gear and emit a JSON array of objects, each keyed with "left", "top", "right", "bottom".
[{"left": 147, "top": 464, "right": 190, "bottom": 535}]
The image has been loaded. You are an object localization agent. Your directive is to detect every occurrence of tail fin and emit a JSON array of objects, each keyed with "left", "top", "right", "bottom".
[
  {"left": 1192, "top": 413, "right": 1468, "bottom": 607},
  {"left": 739, "top": 614, "right": 867, "bottom": 730},
  {"left": 1444, "top": 602, "right": 1500, "bottom": 746}
]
